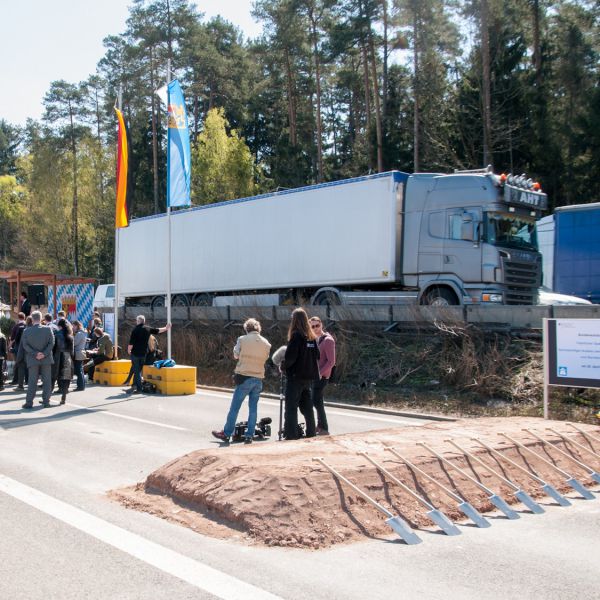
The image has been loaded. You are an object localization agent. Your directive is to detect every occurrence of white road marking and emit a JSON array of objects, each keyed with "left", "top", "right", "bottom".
[
  {"left": 200, "top": 391, "right": 424, "bottom": 425},
  {"left": 0, "top": 474, "right": 283, "bottom": 600},
  {"left": 66, "top": 403, "right": 190, "bottom": 432}
]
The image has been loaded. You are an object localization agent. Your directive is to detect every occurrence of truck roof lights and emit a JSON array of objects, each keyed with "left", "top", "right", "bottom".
[{"left": 503, "top": 173, "right": 543, "bottom": 193}]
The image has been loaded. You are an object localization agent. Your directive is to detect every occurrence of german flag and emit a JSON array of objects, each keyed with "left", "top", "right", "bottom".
[{"left": 114, "top": 107, "right": 130, "bottom": 228}]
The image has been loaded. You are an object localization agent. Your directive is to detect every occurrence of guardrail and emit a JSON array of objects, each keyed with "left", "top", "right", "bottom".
[{"left": 100, "top": 304, "right": 600, "bottom": 331}]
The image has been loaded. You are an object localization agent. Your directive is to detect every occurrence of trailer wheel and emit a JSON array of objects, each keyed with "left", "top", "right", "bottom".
[
  {"left": 315, "top": 291, "right": 341, "bottom": 306},
  {"left": 151, "top": 296, "right": 165, "bottom": 308},
  {"left": 191, "top": 293, "right": 213, "bottom": 306},
  {"left": 172, "top": 294, "right": 190, "bottom": 307},
  {"left": 423, "top": 287, "right": 459, "bottom": 307}
]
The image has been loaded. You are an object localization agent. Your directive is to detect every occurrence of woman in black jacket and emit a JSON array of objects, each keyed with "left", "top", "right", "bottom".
[
  {"left": 283, "top": 308, "right": 320, "bottom": 439},
  {"left": 55, "top": 319, "right": 74, "bottom": 405}
]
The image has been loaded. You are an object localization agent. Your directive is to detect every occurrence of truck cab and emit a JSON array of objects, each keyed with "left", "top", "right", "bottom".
[{"left": 403, "top": 168, "right": 547, "bottom": 305}]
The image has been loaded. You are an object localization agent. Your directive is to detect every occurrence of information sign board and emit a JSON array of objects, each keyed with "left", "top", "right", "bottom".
[
  {"left": 543, "top": 318, "right": 600, "bottom": 419},
  {"left": 545, "top": 318, "right": 600, "bottom": 388}
]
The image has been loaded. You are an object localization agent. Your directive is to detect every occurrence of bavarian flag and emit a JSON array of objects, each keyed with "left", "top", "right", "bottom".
[
  {"left": 114, "top": 107, "right": 130, "bottom": 228},
  {"left": 167, "top": 80, "right": 191, "bottom": 207}
]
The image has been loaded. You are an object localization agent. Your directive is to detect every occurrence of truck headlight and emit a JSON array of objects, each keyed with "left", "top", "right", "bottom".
[{"left": 482, "top": 293, "right": 503, "bottom": 303}]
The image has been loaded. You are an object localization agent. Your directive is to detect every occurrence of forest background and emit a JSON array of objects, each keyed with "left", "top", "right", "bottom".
[{"left": 0, "top": 0, "right": 598, "bottom": 284}]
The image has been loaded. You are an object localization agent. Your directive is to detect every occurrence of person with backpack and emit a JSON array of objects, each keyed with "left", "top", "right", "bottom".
[
  {"left": 309, "top": 316, "right": 336, "bottom": 435},
  {"left": 282, "top": 308, "right": 320, "bottom": 440}
]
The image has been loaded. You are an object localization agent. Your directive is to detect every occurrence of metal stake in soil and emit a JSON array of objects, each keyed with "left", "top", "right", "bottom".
[
  {"left": 445, "top": 439, "right": 544, "bottom": 514},
  {"left": 312, "top": 457, "right": 422, "bottom": 545},
  {"left": 547, "top": 427, "right": 600, "bottom": 461},
  {"left": 358, "top": 452, "right": 460, "bottom": 536},
  {"left": 566, "top": 423, "right": 600, "bottom": 446},
  {"left": 471, "top": 438, "right": 571, "bottom": 507},
  {"left": 523, "top": 429, "right": 600, "bottom": 487},
  {"left": 499, "top": 432, "right": 595, "bottom": 500},
  {"left": 385, "top": 447, "right": 490, "bottom": 529},
  {"left": 418, "top": 443, "right": 520, "bottom": 520}
]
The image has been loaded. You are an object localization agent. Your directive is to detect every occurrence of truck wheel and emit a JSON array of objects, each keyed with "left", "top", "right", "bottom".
[
  {"left": 315, "top": 291, "right": 341, "bottom": 306},
  {"left": 191, "top": 293, "right": 213, "bottom": 306},
  {"left": 151, "top": 296, "right": 165, "bottom": 308},
  {"left": 172, "top": 294, "right": 190, "bottom": 307},
  {"left": 423, "top": 288, "right": 458, "bottom": 307}
]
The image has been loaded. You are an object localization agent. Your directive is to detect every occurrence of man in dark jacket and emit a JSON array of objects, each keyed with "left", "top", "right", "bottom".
[
  {"left": 0, "top": 330, "right": 7, "bottom": 390},
  {"left": 21, "top": 310, "right": 54, "bottom": 408},
  {"left": 20, "top": 292, "right": 31, "bottom": 317},
  {"left": 9, "top": 312, "right": 26, "bottom": 385},
  {"left": 126, "top": 315, "right": 171, "bottom": 394}
]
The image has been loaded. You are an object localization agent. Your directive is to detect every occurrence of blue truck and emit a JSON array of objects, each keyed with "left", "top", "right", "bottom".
[{"left": 537, "top": 203, "right": 600, "bottom": 303}]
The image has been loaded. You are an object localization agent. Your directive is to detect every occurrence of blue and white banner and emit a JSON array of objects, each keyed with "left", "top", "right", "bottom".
[
  {"left": 48, "top": 284, "right": 94, "bottom": 325},
  {"left": 167, "top": 80, "right": 191, "bottom": 207}
]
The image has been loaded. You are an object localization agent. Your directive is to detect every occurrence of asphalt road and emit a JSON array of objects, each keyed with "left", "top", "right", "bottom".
[{"left": 0, "top": 383, "right": 598, "bottom": 600}]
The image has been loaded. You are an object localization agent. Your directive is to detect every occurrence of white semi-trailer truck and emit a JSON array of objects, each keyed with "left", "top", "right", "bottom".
[{"left": 117, "top": 168, "right": 547, "bottom": 307}]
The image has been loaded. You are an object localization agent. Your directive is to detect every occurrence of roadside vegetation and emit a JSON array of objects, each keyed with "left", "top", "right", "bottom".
[{"left": 124, "top": 319, "right": 600, "bottom": 424}]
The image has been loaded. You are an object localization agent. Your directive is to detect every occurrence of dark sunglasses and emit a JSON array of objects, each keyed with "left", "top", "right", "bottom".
[{"left": 310, "top": 323, "right": 321, "bottom": 329}]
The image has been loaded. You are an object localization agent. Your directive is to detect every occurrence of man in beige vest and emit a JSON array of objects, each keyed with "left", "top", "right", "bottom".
[{"left": 212, "top": 318, "right": 271, "bottom": 444}]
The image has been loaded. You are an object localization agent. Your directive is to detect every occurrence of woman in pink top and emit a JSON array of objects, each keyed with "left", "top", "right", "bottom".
[{"left": 309, "top": 316, "right": 336, "bottom": 435}]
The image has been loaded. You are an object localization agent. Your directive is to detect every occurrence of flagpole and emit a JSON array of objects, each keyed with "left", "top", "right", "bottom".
[
  {"left": 114, "top": 85, "right": 123, "bottom": 359},
  {"left": 166, "top": 59, "right": 172, "bottom": 360}
]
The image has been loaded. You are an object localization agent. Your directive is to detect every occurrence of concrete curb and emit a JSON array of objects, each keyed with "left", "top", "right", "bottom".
[{"left": 197, "top": 384, "right": 455, "bottom": 422}]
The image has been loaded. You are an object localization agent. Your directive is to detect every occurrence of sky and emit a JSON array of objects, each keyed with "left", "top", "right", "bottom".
[{"left": 0, "top": 0, "right": 263, "bottom": 126}]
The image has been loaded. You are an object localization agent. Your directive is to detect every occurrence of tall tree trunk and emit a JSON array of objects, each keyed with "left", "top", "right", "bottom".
[
  {"left": 193, "top": 94, "right": 199, "bottom": 141},
  {"left": 481, "top": 0, "right": 493, "bottom": 167},
  {"left": 93, "top": 87, "right": 105, "bottom": 202},
  {"left": 166, "top": 0, "right": 173, "bottom": 61},
  {"left": 361, "top": 42, "right": 371, "bottom": 133},
  {"left": 531, "top": 0, "right": 542, "bottom": 87},
  {"left": 309, "top": 9, "right": 324, "bottom": 182},
  {"left": 368, "top": 32, "right": 384, "bottom": 172},
  {"left": 69, "top": 102, "right": 79, "bottom": 275},
  {"left": 413, "top": 9, "right": 420, "bottom": 172},
  {"left": 150, "top": 47, "right": 159, "bottom": 214},
  {"left": 284, "top": 47, "right": 297, "bottom": 146},
  {"left": 381, "top": 0, "right": 389, "bottom": 119}
]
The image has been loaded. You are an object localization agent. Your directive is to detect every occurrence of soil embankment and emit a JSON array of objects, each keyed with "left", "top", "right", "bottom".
[{"left": 111, "top": 417, "right": 600, "bottom": 548}]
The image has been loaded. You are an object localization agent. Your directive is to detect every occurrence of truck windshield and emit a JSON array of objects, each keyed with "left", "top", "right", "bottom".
[{"left": 484, "top": 212, "right": 538, "bottom": 251}]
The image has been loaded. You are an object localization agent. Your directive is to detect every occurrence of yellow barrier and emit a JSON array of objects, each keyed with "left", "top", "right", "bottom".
[{"left": 144, "top": 365, "right": 197, "bottom": 395}]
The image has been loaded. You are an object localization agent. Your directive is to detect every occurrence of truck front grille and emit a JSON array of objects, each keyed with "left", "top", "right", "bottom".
[{"left": 503, "top": 257, "right": 541, "bottom": 305}]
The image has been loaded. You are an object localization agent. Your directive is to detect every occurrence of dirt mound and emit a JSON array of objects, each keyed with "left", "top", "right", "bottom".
[{"left": 111, "top": 418, "right": 600, "bottom": 548}]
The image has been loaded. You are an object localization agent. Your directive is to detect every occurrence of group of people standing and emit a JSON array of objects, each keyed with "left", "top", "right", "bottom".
[
  {"left": 2, "top": 310, "right": 77, "bottom": 407},
  {"left": 0, "top": 302, "right": 118, "bottom": 404},
  {"left": 212, "top": 307, "right": 336, "bottom": 444}
]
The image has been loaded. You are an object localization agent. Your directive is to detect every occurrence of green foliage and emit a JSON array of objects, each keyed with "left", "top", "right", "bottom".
[
  {"left": 0, "top": 175, "right": 26, "bottom": 268},
  {"left": 0, "top": 120, "right": 21, "bottom": 176},
  {"left": 1, "top": 0, "right": 598, "bottom": 281},
  {"left": 192, "top": 108, "right": 256, "bottom": 204}
]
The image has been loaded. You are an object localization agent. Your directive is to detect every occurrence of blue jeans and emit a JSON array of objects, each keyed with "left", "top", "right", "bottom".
[
  {"left": 74, "top": 360, "right": 85, "bottom": 390},
  {"left": 131, "top": 355, "right": 146, "bottom": 391},
  {"left": 223, "top": 377, "right": 263, "bottom": 439}
]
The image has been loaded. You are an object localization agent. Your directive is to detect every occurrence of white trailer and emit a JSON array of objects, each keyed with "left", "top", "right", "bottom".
[{"left": 118, "top": 173, "right": 407, "bottom": 307}]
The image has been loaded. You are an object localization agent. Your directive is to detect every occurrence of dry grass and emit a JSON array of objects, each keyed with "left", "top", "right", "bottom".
[{"left": 116, "top": 318, "right": 600, "bottom": 423}]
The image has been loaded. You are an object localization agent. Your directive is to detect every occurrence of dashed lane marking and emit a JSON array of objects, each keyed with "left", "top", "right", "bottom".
[{"left": 66, "top": 402, "right": 190, "bottom": 431}]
